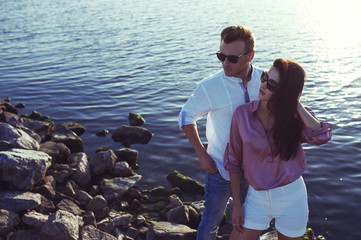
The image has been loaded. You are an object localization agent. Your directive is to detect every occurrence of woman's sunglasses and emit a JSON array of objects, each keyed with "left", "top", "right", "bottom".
[
  {"left": 216, "top": 51, "right": 250, "bottom": 64},
  {"left": 261, "top": 71, "right": 278, "bottom": 92}
]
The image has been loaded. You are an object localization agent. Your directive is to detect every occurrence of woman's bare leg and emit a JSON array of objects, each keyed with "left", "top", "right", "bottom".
[{"left": 229, "top": 227, "right": 263, "bottom": 240}]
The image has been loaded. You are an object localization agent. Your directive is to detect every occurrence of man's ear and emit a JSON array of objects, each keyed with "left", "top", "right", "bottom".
[{"left": 248, "top": 51, "right": 255, "bottom": 62}]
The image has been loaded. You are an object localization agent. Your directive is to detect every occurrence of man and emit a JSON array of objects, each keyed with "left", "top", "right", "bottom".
[{"left": 179, "top": 25, "right": 263, "bottom": 239}]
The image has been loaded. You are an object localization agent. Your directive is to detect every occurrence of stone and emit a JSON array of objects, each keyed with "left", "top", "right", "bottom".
[
  {"left": 9, "top": 229, "right": 40, "bottom": 240},
  {"left": 111, "top": 125, "right": 153, "bottom": 148},
  {"left": 90, "top": 149, "right": 116, "bottom": 176},
  {"left": 96, "top": 129, "right": 109, "bottom": 136},
  {"left": 167, "top": 205, "right": 189, "bottom": 225},
  {"left": 113, "top": 161, "right": 133, "bottom": 177},
  {"left": 128, "top": 112, "right": 145, "bottom": 126},
  {"left": 0, "top": 209, "right": 20, "bottom": 235},
  {"left": 40, "top": 210, "right": 79, "bottom": 240},
  {"left": 57, "top": 122, "right": 86, "bottom": 136},
  {"left": 146, "top": 221, "right": 197, "bottom": 240},
  {"left": 165, "top": 195, "right": 183, "bottom": 211},
  {"left": 22, "top": 210, "right": 49, "bottom": 230},
  {"left": 63, "top": 181, "right": 76, "bottom": 198},
  {"left": 51, "top": 125, "right": 83, "bottom": 153},
  {"left": 0, "top": 101, "right": 18, "bottom": 114},
  {"left": 167, "top": 170, "right": 205, "bottom": 194},
  {"left": 97, "top": 221, "right": 115, "bottom": 236},
  {"left": 75, "top": 189, "right": 93, "bottom": 207},
  {"left": 57, "top": 199, "right": 83, "bottom": 216},
  {"left": 34, "top": 196, "right": 56, "bottom": 215},
  {"left": 188, "top": 205, "right": 201, "bottom": 229},
  {"left": 100, "top": 175, "right": 142, "bottom": 202},
  {"left": 0, "top": 191, "right": 42, "bottom": 212},
  {"left": 110, "top": 213, "right": 133, "bottom": 227},
  {"left": 114, "top": 148, "right": 139, "bottom": 169},
  {"left": 22, "top": 120, "right": 53, "bottom": 142},
  {"left": 0, "top": 122, "right": 40, "bottom": 151},
  {"left": 0, "top": 110, "right": 19, "bottom": 124},
  {"left": 32, "top": 184, "right": 56, "bottom": 200},
  {"left": 0, "top": 148, "right": 51, "bottom": 190},
  {"left": 80, "top": 225, "right": 117, "bottom": 240},
  {"left": 190, "top": 200, "right": 205, "bottom": 216},
  {"left": 39, "top": 141, "right": 71, "bottom": 164},
  {"left": 83, "top": 211, "right": 96, "bottom": 227},
  {"left": 86, "top": 195, "right": 109, "bottom": 221}
]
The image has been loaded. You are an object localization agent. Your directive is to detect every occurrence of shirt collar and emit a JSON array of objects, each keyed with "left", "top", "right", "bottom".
[{"left": 223, "top": 65, "right": 254, "bottom": 83}]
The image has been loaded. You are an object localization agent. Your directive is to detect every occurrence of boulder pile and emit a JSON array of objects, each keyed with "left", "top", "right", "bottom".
[{"left": 0, "top": 99, "right": 325, "bottom": 240}]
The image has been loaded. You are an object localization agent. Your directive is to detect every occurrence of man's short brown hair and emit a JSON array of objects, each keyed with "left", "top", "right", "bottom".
[{"left": 220, "top": 25, "right": 255, "bottom": 51}]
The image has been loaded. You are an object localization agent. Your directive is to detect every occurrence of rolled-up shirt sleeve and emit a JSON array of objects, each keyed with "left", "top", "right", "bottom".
[
  {"left": 179, "top": 84, "right": 212, "bottom": 129},
  {"left": 301, "top": 107, "right": 333, "bottom": 145},
  {"left": 223, "top": 114, "right": 243, "bottom": 175}
]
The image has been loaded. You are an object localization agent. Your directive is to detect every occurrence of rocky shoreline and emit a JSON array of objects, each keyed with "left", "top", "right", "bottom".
[{"left": 0, "top": 98, "right": 325, "bottom": 240}]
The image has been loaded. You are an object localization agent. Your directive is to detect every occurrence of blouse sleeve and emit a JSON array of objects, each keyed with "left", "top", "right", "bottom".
[
  {"left": 223, "top": 113, "right": 244, "bottom": 175},
  {"left": 301, "top": 107, "right": 333, "bottom": 145}
]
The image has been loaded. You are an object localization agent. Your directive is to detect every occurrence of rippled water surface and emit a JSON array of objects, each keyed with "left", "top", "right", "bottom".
[{"left": 1, "top": 0, "right": 361, "bottom": 239}]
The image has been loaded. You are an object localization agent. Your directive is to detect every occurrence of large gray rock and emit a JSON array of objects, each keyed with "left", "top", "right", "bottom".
[
  {"left": 146, "top": 221, "right": 197, "bottom": 240},
  {"left": 111, "top": 125, "right": 153, "bottom": 148},
  {"left": 90, "top": 150, "right": 116, "bottom": 176},
  {"left": 71, "top": 153, "right": 91, "bottom": 187},
  {"left": 39, "top": 141, "right": 71, "bottom": 164},
  {"left": 51, "top": 125, "right": 83, "bottom": 153},
  {"left": 100, "top": 175, "right": 142, "bottom": 202},
  {"left": 40, "top": 210, "right": 79, "bottom": 240},
  {"left": 0, "top": 122, "right": 40, "bottom": 151},
  {"left": 0, "top": 191, "right": 42, "bottom": 212},
  {"left": 0, "top": 148, "right": 51, "bottom": 190},
  {"left": 80, "top": 225, "right": 117, "bottom": 240},
  {"left": 86, "top": 195, "right": 109, "bottom": 221},
  {"left": 0, "top": 209, "right": 20, "bottom": 236},
  {"left": 167, "top": 205, "right": 189, "bottom": 225}
]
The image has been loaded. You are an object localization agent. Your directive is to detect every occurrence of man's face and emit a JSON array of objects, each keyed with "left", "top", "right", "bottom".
[{"left": 219, "top": 40, "right": 252, "bottom": 78}]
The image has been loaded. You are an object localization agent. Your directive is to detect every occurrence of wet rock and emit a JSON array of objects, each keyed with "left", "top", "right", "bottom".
[
  {"left": 0, "top": 148, "right": 51, "bottom": 190},
  {"left": 0, "top": 100, "right": 18, "bottom": 114},
  {"left": 22, "top": 210, "right": 49, "bottom": 230},
  {"left": 0, "top": 191, "right": 42, "bottom": 212},
  {"left": 128, "top": 112, "right": 145, "bottom": 126},
  {"left": 51, "top": 125, "right": 83, "bottom": 153},
  {"left": 114, "top": 148, "right": 139, "bottom": 169},
  {"left": 15, "top": 103, "right": 25, "bottom": 108},
  {"left": 39, "top": 141, "right": 71, "bottom": 164},
  {"left": 96, "top": 129, "right": 109, "bottom": 136},
  {"left": 0, "top": 122, "right": 40, "bottom": 151},
  {"left": 167, "top": 170, "right": 205, "bottom": 195},
  {"left": 0, "top": 209, "right": 20, "bottom": 236},
  {"left": 90, "top": 149, "right": 116, "bottom": 176},
  {"left": 146, "top": 221, "right": 197, "bottom": 240},
  {"left": 111, "top": 125, "right": 153, "bottom": 148},
  {"left": 86, "top": 195, "right": 109, "bottom": 221},
  {"left": 57, "top": 122, "right": 86, "bottom": 136},
  {"left": 40, "top": 210, "right": 79, "bottom": 240},
  {"left": 100, "top": 175, "right": 142, "bottom": 202},
  {"left": 80, "top": 225, "right": 117, "bottom": 240},
  {"left": 113, "top": 161, "right": 133, "bottom": 177}
]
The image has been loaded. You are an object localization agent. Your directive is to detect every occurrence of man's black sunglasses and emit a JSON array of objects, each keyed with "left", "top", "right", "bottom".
[
  {"left": 261, "top": 71, "right": 278, "bottom": 92},
  {"left": 216, "top": 51, "right": 251, "bottom": 63}
]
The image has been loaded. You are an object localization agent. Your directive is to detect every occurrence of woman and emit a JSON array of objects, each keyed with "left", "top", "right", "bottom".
[{"left": 223, "top": 58, "right": 332, "bottom": 240}]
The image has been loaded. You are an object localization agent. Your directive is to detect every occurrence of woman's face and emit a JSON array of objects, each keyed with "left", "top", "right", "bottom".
[{"left": 258, "top": 66, "right": 280, "bottom": 102}]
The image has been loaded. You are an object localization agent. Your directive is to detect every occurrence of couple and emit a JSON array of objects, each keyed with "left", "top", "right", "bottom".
[{"left": 179, "top": 25, "right": 332, "bottom": 240}]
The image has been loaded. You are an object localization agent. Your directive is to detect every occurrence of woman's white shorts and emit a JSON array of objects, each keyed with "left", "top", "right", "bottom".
[{"left": 243, "top": 176, "right": 309, "bottom": 238}]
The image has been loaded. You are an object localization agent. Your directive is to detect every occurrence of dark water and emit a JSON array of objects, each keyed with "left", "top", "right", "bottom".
[{"left": 1, "top": 0, "right": 361, "bottom": 239}]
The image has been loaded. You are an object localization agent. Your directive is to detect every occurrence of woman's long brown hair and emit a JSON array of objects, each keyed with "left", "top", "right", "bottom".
[{"left": 267, "top": 58, "right": 306, "bottom": 160}]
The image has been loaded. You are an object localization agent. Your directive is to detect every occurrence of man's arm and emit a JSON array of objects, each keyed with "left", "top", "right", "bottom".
[{"left": 182, "top": 124, "right": 218, "bottom": 173}]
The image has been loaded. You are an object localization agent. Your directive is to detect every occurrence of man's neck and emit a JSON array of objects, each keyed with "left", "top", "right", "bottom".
[{"left": 241, "top": 64, "right": 253, "bottom": 87}]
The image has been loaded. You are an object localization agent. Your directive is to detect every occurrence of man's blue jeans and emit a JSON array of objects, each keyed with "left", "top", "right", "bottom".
[{"left": 197, "top": 172, "right": 232, "bottom": 240}]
